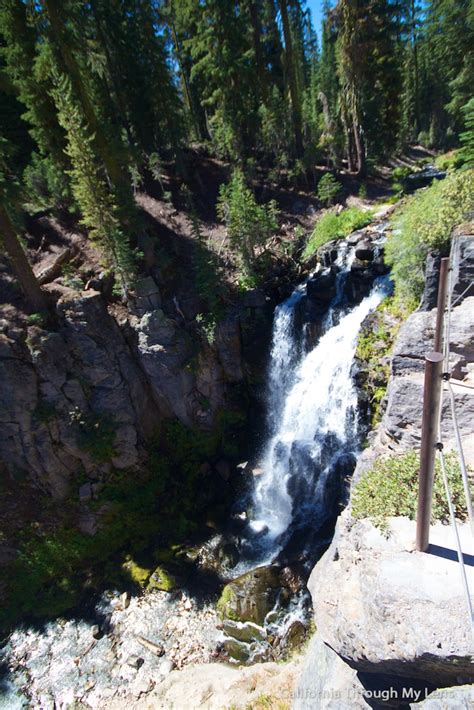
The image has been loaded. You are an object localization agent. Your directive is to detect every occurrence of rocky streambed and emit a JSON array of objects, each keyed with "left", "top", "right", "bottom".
[{"left": 1, "top": 588, "right": 221, "bottom": 708}]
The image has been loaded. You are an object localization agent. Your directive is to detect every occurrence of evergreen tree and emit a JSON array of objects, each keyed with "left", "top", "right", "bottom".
[{"left": 52, "top": 73, "right": 135, "bottom": 295}]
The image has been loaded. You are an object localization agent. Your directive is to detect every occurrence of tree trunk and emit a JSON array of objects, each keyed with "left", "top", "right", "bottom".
[
  {"left": 279, "top": 0, "right": 303, "bottom": 156},
  {"left": 249, "top": 1, "right": 267, "bottom": 102},
  {"left": 0, "top": 206, "right": 47, "bottom": 311},
  {"left": 353, "top": 121, "right": 366, "bottom": 176}
]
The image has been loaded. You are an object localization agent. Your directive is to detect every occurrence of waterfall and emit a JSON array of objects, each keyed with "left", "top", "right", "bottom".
[{"left": 246, "top": 258, "right": 390, "bottom": 562}]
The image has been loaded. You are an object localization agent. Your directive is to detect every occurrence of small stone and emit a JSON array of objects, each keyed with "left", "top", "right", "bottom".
[
  {"left": 120, "top": 591, "right": 130, "bottom": 609},
  {"left": 184, "top": 598, "right": 192, "bottom": 611},
  {"left": 126, "top": 655, "right": 144, "bottom": 670},
  {"left": 91, "top": 624, "right": 101, "bottom": 639}
]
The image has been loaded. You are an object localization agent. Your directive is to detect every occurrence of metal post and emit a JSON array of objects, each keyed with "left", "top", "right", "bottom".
[
  {"left": 416, "top": 351, "right": 444, "bottom": 552},
  {"left": 434, "top": 257, "right": 449, "bottom": 353}
]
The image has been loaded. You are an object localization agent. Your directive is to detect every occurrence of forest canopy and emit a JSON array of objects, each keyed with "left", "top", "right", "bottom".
[{"left": 0, "top": 0, "right": 473, "bottom": 297}]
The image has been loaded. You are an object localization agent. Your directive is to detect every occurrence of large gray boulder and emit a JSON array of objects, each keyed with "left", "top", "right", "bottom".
[
  {"left": 294, "top": 635, "right": 369, "bottom": 709},
  {"left": 307, "top": 513, "right": 474, "bottom": 687}
]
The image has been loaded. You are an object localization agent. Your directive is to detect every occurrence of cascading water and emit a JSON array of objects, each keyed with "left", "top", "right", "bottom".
[{"left": 244, "top": 249, "right": 391, "bottom": 566}]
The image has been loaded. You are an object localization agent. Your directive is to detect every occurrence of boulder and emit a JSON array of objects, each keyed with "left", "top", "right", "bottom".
[
  {"left": 222, "top": 620, "right": 267, "bottom": 643},
  {"left": 306, "top": 267, "right": 338, "bottom": 303},
  {"left": 419, "top": 251, "right": 441, "bottom": 311},
  {"left": 221, "top": 638, "right": 250, "bottom": 663},
  {"left": 355, "top": 240, "right": 374, "bottom": 261},
  {"left": 308, "top": 513, "right": 474, "bottom": 687},
  {"left": 294, "top": 634, "right": 370, "bottom": 710},
  {"left": 147, "top": 566, "right": 176, "bottom": 592},
  {"left": 411, "top": 685, "right": 474, "bottom": 708},
  {"left": 217, "top": 566, "right": 282, "bottom": 625}
]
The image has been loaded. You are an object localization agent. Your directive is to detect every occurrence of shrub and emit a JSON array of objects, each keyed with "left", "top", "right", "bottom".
[
  {"left": 355, "top": 299, "right": 404, "bottom": 426},
  {"left": 303, "top": 207, "right": 373, "bottom": 259},
  {"left": 317, "top": 172, "right": 341, "bottom": 205},
  {"left": 434, "top": 150, "right": 463, "bottom": 172},
  {"left": 386, "top": 168, "right": 474, "bottom": 309},
  {"left": 217, "top": 169, "right": 278, "bottom": 277},
  {"left": 391, "top": 166, "right": 412, "bottom": 195},
  {"left": 352, "top": 450, "right": 470, "bottom": 529}
]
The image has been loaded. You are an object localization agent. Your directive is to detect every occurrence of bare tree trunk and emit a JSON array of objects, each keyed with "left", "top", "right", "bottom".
[
  {"left": 0, "top": 206, "right": 48, "bottom": 311},
  {"left": 353, "top": 121, "right": 366, "bottom": 176}
]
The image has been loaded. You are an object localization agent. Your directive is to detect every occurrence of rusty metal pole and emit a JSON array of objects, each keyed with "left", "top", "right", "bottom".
[
  {"left": 416, "top": 351, "right": 444, "bottom": 551},
  {"left": 434, "top": 257, "right": 449, "bottom": 353}
]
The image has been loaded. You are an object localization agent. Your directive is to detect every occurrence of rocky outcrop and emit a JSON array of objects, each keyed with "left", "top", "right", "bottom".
[
  {"left": 0, "top": 275, "right": 252, "bottom": 499},
  {"left": 0, "top": 290, "right": 157, "bottom": 499},
  {"left": 307, "top": 514, "right": 473, "bottom": 687}
]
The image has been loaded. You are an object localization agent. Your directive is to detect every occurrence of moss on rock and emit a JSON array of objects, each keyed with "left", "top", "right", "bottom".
[{"left": 147, "top": 565, "right": 176, "bottom": 592}]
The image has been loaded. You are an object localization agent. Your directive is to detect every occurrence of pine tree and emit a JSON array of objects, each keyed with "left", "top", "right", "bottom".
[{"left": 52, "top": 73, "right": 135, "bottom": 295}]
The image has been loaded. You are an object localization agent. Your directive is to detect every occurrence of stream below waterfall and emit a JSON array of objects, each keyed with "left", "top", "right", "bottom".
[{"left": 0, "top": 218, "right": 393, "bottom": 708}]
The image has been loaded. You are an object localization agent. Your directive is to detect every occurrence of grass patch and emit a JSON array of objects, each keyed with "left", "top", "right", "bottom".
[
  {"left": 386, "top": 168, "right": 474, "bottom": 310},
  {"left": 355, "top": 298, "right": 404, "bottom": 426},
  {"left": 352, "top": 450, "right": 470, "bottom": 530},
  {"left": 304, "top": 207, "right": 373, "bottom": 259}
]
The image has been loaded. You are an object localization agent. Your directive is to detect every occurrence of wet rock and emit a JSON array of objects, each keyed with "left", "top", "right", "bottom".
[
  {"left": 282, "top": 620, "right": 307, "bottom": 651},
  {"left": 317, "top": 239, "right": 339, "bottom": 267},
  {"left": 223, "top": 637, "right": 251, "bottom": 663},
  {"left": 355, "top": 240, "right": 374, "bottom": 261},
  {"left": 216, "top": 459, "right": 231, "bottom": 481},
  {"left": 120, "top": 591, "right": 130, "bottom": 610},
  {"left": 306, "top": 267, "right": 338, "bottom": 302},
  {"left": 242, "top": 289, "right": 266, "bottom": 308},
  {"left": 280, "top": 566, "right": 305, "bottom": 594},
  {"left": 222, "top": 620, "right": 267, "bottom": 643},
  {"left": 217, "top": 566, "right": 281, "bottom": 625}
]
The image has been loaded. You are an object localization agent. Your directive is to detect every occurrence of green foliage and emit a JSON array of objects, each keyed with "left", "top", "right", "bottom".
[
  {"left": 386, "top": 168, "right": 474, "bottom": 308},
  {"left": 460, "top": 98, "right": 474, "bottom": 167},
  {"left": 434, "top": 150, "right": 464, "bottom": 172},
  {"left": 69, "top": 407, "right": 117, "bottom": 463},
  {"left": 27, "top": 311, "right": 48, "bottom": 328},
  {"left": 317, "top": 173, "right": 341, "bottom": 205},
  {"left": 304, "top": 207, "right": 373, "bottom": 259},
  {"left": 23, "top": 152, "right": 71, "bottom": 211},
  {"left": 391, "top": 166, "right": 412, "bottom": 195},
  {"left": 355, "top": 299, "right": 403, "bottom": 426},
  {"left": 217, "top": 169, "right": 278, "bottom": 277},
  {"left": 52, "top": 72, "right": 136, "bottom": 294},
  {"left": 352, "top": 450, "right": 471, "bottom": 529}
]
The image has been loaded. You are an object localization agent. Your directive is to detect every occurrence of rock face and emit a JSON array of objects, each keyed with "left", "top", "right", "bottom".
[
  {"left": 0, "top": 290, "right": 157, "bottom": 499},
  {"left": 0, "top": 277, "right": 252, "bottom": 499},
  {"left": 307, "top": 514, "right": 473, "bottom": 687}
]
